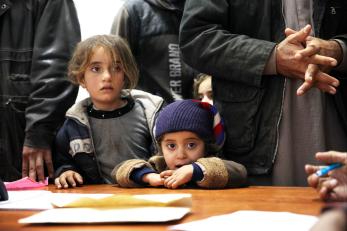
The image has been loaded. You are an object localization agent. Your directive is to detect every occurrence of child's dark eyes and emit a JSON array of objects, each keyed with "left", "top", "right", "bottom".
[
  {"left": 187, "top": 142, "right": 197, "bottom": 149},
  {"left": 166, "top": 143, "right": 176, "bottom": 150},
  {"left": 89, "top": 64, "right": 122, "bottom": 74}
]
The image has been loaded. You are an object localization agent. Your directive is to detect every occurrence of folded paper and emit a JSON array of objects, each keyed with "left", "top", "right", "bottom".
[
  {"left": 51, "top": 193, "right": 192, "bottom": 208},
  {"left": 18, "top": 193, "right": 192, "bottom": 224},
  {"left": 4, "top": 177, "right": 48, "bottom": 190},
  {"left": 19, "top": 207, "right": 191, "bottom": 223}
]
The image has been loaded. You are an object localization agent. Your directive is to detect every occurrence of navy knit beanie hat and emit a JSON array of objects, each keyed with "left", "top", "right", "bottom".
[{"left": 155, "top": 100, "right": 225, "bottom": 150}]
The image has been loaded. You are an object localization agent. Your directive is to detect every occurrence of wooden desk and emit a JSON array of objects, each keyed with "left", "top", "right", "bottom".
[{"left": 0, "top": 185, "right": 323, "bottom": 231}]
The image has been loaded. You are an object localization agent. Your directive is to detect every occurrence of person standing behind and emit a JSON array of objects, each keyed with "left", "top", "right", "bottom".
[
  {"left": 54, "top": 35, "right": 163, "bottom": 188},
  {"left": 110, "top": 0, "right": 198, "bottom": 103},
  {"left": 179, "top": 0, "right": 347, "bottom": 186},
  {"left": 0, "top": 0, "right": 81, "bottom": 182}
]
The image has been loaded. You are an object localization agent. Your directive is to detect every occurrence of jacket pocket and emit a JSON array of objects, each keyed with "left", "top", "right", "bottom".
[
  {"left": 1, "top": 49, "right": 33, "bottom": 97},
  {"left": 214, "top": 80, "right": 263, "bottom": 154}
]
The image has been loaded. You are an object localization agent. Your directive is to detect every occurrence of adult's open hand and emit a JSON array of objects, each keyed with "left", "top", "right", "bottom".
[
  {"left": 305, "top": 151, "right": 347, "bottom": 201},
  {"left": 22, "top": 146, "right": 54, "bottom": 182}
]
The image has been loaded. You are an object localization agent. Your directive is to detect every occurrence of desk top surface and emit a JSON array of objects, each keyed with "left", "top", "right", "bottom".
[{"left": 0, "top": 185, "right": 323, "bottom": 231}]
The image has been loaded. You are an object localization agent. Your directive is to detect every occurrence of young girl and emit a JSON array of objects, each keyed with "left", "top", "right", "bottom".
[
  {"left": 53, "top": 35, "right": 163, "bottom": 188},
  {"left": 113, "top": 99, "right": 247, "bottom": 189},
  {"left": 193, "top": 73, "right": 213, "bottom": 105}
]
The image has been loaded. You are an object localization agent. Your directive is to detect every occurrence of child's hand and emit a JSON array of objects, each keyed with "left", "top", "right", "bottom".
[
  {"left": 54, "top": 170, "right": 83, "bottom": 189},
  {"left": 160, "top": 165, "right": 193, "bottom": 189},
  {"left": 142, "top": 173, "right": 164, "bottom": 187}
]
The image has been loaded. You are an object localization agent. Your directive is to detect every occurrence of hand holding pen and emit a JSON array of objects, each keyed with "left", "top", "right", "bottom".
[
  {"left": 315, "top": 163, "right": 344, "bottom": 177},
  {"left": 305, "top": 151, "right": 347, "bottom": 201}
]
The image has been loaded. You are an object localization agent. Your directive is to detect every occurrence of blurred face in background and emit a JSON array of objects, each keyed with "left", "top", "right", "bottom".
[{"left": 198, "top": 76, "right": 213, "bottom": 105}]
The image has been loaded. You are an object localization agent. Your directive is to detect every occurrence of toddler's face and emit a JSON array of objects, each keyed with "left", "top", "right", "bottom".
[
  {"left": 81, "top": 46, "right": 125, "bottom": 110},
  {"left": 161, "top": 131, "right": 205, "bottom": 170}
]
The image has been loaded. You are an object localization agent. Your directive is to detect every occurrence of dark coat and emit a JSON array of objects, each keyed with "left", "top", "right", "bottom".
[
  {"left": 0, "top": 0, "right": 80, "bottom": 180},
  {"left": 111, "top": 0, "right": 198, "bottom": 103},
  {"left": 179, "top": 0, "right": 347, "bottom": 175}
]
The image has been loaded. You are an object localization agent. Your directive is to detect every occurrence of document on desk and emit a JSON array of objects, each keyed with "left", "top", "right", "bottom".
[
  {"left": 0, "top": 190, "right": 53, "bottom": 210},
  {"left": 18, "top": 193, "right": 192, "bottom": 223},
  {"left": 169, "top": 210, "right": 318, "bottom": 231}
]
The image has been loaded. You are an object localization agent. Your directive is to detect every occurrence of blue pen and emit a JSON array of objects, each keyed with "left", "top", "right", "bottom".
[{"left": 315, "top": 163, "right": 344, "bottom": 177}]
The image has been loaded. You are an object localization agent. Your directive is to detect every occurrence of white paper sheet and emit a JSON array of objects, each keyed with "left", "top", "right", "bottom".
[
  {"left": 169, "top": 210, "right": 318, "bottom": 231},
  {"left": 18, "top": 207, "right": 191, "bottom": 224},
  {"left": 0, "top": 190, "right": 53, "bottom": 210}
]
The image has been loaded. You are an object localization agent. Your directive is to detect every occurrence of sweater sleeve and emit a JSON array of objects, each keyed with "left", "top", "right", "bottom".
[
  {"left": 111, "top": 159, "right": 155, "bottom": 188},
  {"left": 196, "top": 157, "right": 247, "bottom": 188},
  {"left": 130, "top": 167, "right": 157, "bottom": 185}
]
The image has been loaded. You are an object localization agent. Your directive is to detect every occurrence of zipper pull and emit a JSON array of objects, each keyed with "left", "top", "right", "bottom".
[{"left": 330, "top": 7, "right": 337, "bottom": 15}]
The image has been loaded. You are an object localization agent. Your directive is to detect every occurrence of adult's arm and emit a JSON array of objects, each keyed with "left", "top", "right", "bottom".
[
  {"left": 179, "top": 0, "right": 275, "bottom": 87},
  {"left": 22, "top": 0, "right": 81, "bottom": 180}
]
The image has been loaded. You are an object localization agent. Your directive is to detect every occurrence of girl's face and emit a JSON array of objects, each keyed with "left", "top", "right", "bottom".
[
  {"left": 161, "top": 131, "right": 205, "bottom": 170},
  {"left": 81, "top": 46, "right": 125, "bottom": 110},
  {"left": 198, "top": 77, "right": 213, "bottom": 105}
]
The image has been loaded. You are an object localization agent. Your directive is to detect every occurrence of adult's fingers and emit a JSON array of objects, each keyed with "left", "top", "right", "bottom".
[
  {"left": 28, "top": 155, "right": 36, "bottom": 181},
  {"left": 307, "top": 172, "right": 320, "bottom": 188},
  {"left": 315, "top": 82, "right": 337, "bottom": 95},
  {"left": 295, "top": 44, "right": 320, "bottom": 60},
  {"left": 301, "top": 53, "right": 337, "bottom": 67},
  {"left": 320, "top": 178, "right": 339, "bottom": 192},
  {"left": 316, "top": 151, "right": 347, "bottom": 165},
  {"left": 284, "top": 27, "right": 296, "bottom": 37},
  {"left": 22, "top": 154, "right": 29, "bottom": 178},
  {"left": 318, "top": 186, "right": 330, "bottom": 201},
  {"left": 286, "top": 24, "right": 311, "bottom": 44},
  {"left": 296, "top": 73, "right": 337, "bottom": 96},
  {"left": 35, "top": 154, "right": 45, "bottom": 182},
  {"left": 305, "top": 164, "right": 320, "bottom": 175},
  {"left": 297, "top": 80, "right": 314, "bottom": 96},
  {"left": 310, "top": 70, "right": 339, "bottom": 95},
  {"left": 319, "top": 178, "right": 339, "bottom": 201},
  {"left": 43, "top": 150, "right": 54, "bottom": 179}
]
